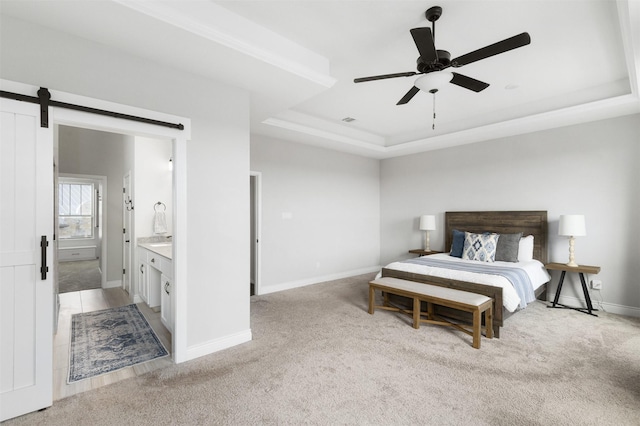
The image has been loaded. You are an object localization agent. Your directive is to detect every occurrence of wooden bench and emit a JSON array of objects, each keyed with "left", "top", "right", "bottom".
[{"left": 368, "top": 277, "right": 493, "bottom": 349}]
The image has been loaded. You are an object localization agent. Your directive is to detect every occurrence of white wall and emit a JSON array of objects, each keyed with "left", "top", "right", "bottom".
[
  {"left": 380, "top": 114, "right": 640, "bottom": 314},
  {"left": 1, "top": 15, "right": 250, "bottom": 354},
  {"left": 134, "top": 136, "right": 173, "bottom": 238},
  {"left": 250, "top": 135, "right": 380, "bottom": 293},
  {"left": 57, "top": 126, "right": 131, "bottom": 283}
]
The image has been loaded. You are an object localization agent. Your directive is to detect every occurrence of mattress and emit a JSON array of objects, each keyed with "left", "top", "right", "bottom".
[{"left": 381, "top": 253, "right": 550, "bottom": 312}]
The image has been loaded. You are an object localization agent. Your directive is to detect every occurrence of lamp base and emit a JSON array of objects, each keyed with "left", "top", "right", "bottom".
[{"left": 566, "top": 236, "right": 578, "bottom": 268}]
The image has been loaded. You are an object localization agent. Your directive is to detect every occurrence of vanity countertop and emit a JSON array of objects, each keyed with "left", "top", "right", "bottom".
[{"left": 139, "top": 242, "right": 172, "bottom": 260}]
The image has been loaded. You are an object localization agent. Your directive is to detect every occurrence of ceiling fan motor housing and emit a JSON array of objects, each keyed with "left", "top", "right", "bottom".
[{"left": 417, "top": 49, "right": 450, "bottom": 73}]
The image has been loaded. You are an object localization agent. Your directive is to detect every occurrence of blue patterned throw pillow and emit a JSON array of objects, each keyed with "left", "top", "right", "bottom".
[{"left": 462, "top": 232, "right": 500, "bottom": 262}]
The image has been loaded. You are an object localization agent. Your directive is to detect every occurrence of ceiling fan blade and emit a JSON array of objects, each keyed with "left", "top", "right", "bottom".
[
  {"left": 396, "top": 86, "right": 421, "bottom": 105},
  {"left": 410, "top": 27, "right": 438, "bottom": 62},
  {"left": 451, "top": 32, "right": 531, "bottom": 67},
  {"left": 354, "top": 71, "right": 418, "bottom": 83},
  {"left": 450, "top": 72, "right": 490, "bottom": 92}
]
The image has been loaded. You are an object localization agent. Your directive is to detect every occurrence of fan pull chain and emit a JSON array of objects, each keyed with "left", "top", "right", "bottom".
[{"left": 430, "top": 89, "right": 438, "bottom": 130}]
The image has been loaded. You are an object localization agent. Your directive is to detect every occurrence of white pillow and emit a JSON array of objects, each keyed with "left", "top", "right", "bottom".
[{"left": 518, "top": 235, "right": 534, "bottom": 262}]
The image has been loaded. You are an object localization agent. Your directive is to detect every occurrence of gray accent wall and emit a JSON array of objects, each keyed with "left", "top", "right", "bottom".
[
  {"left": 380, "top": 114, "right": 640, "bottom": 313},
  {"left": 251, "top": 135, "right": 381, "bottom": 293}
]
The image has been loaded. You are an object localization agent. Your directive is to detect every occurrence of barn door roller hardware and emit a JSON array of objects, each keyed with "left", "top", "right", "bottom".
[{"left": 0, "top": 87, "right": 184, "bottom": 130}]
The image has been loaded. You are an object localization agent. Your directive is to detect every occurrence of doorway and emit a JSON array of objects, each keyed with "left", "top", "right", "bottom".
[
  {"left": 49, "top": 98, "right": 189, "bottom": 364},
  {"left": 56, "top": 127, "right": 125, "bottom": 292},
  {"left": 57, "top": 174, "right": 106, "bottom": 294},
  {"left": 250, "top": 172, "right": 261, "bottom": 296},
  {"left": 54, "top": 126, "right": 174, "bottom": 399}
]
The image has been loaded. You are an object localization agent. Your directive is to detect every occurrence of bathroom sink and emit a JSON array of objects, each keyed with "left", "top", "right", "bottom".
[{"left": 148, "top": 242, "right": 171, "bottom": 247}]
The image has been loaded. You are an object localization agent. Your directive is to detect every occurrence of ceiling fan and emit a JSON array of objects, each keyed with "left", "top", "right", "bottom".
[{"left": 354, "top": 6, "right": 531, "bottom": 107}]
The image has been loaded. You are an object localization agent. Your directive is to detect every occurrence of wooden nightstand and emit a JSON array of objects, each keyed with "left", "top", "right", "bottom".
[
  {"left": 408, "top": 249, "right": 442, "bottom": 256},
  {"left": 545, "top": 262, "right": 601, "bottom": 316}
]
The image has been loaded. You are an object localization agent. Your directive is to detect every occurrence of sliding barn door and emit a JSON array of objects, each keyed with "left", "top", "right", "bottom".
[{"left": 0, "top": 98, "right": 53, "bottom": 421}]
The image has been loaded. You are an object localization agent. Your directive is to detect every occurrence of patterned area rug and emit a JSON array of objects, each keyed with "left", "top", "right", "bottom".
[{"left": 69, "top": 304, "right": 168, "bottom": 383}]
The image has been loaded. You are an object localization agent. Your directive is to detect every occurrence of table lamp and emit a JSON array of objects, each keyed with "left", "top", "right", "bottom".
[
  {"left": 558, "top": 214, "right": 586, "bottom": 267},
  {"left": 419, "top": 215, "right": 436, "bottom": 251}
]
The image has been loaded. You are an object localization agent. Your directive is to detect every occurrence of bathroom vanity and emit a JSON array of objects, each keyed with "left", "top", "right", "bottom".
[{"left": 137, "top": 242, "right": 173, "bottom": 333}]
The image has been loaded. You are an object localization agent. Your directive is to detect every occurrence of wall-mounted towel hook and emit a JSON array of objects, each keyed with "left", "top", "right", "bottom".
[{"left": 154, "top": 201, "right": 166, "bottom": 212}]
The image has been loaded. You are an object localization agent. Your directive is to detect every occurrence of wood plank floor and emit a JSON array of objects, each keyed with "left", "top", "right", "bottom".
[{"left": 54, "top": 288, "right": 173, "bottom": 401}]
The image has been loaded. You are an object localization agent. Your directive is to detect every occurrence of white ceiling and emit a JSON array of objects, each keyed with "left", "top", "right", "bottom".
[{"left": 2, "top": 0, "right": 639, "bottom": 158}]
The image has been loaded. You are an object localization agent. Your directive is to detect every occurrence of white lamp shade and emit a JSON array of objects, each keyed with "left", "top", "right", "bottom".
[
  {"left": 558, "top": 215, "right": 586, "bottom": 237},
  {"left": 419, "top": 215, "right": 436, "bottom": 231},
  {"left": 415, "top": 72, "right": 453, "bottom": 92}
]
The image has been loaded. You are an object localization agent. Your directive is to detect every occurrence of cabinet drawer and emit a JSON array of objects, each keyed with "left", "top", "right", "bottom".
[{"left": 146, "top": 251, "right": 161, "bottom": 269}]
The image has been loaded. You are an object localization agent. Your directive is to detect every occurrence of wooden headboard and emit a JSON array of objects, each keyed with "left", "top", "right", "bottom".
[{"left": 444, "top": 211, "right": 548, "bottom": 264}]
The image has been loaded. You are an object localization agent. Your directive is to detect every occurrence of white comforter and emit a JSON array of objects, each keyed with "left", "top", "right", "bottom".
[{"left": 381, "top": 253, "right": 550, "bottom": 312}]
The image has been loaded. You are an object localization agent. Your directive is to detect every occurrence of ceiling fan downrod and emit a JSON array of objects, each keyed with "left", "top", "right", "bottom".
[{"left": 426, "top": 6, "right": 442, "bottom": 44}]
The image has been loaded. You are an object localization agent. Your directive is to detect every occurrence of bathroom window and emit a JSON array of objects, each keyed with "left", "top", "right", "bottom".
[{"left": 58, "top": 182, "right": 95, "bottom": 239}]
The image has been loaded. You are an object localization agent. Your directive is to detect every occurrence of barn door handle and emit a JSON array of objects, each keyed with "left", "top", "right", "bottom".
[{"left": 40, "top": 235, "right": 49, "bottom": 280}]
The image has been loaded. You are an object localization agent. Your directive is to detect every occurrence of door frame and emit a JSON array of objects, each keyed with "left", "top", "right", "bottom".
[
  {"left": 122, "top": 171, "right": 133, "bottom": 295},
  {"left": 250, "top": 171, "right": 262, "bottom": 295},
  {"left": 2, "top": 80, "right": 191, "bottom": 363},
  {"left": 52, "top": 101, "right": 189, "bottom": 363}
]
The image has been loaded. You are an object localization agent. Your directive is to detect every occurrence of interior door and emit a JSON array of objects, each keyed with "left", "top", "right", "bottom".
[
  {"left": 122, "top": 172, "right": 132, "bottom": 294},
  {"left": 0, "top": 99, "right": 54, "bottom": 421}
]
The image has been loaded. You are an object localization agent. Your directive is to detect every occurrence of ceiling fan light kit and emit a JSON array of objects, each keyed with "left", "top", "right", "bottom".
[
  {"left": 354, "top": 5, "right": 531, "bottom": 128},
  {"left": 415, "top": 72, "right": 453, "bottom": 93}
]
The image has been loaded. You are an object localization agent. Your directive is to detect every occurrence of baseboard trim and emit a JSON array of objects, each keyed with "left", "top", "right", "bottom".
[
  {"left": 184, "top": 329, "right": 252, "bottom": 362},
  {"left": 259, "top": 265, "right": 381, "bottom": 295},
  {"left": 104, "top": 280, "right": 122, "bottom": 289},
  {"left": 553, "top": 293, "right": 640, "bottom": 318}
]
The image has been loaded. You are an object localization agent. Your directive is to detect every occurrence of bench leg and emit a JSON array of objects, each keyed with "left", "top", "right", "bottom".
[
  {"left": 368, "top": 286, "right": 375, "bottom": 315},
  {"left": 472, "top": 309, "right": 481, "bottom": 349},
  {"left": 412, "top": 297, "right": 420, "bottom": 329},
  {"left": 427, "top": 301, "right": 434, "bottom": 320},
  {"left": 485, "top": 306, "right": 493, "bottom": 339}
]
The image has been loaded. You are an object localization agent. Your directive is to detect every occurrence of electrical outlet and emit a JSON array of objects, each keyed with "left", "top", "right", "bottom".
[{"left": 591, "top": 280, "right": 602, "bottom": 290}]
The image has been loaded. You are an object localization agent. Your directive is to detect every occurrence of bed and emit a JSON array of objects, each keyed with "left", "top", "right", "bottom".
[{"left": 381, "top": 211, "right": 550, "bottom": 338}]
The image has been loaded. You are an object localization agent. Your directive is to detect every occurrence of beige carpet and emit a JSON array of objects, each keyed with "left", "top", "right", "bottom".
[
  {"left": 7, "top": 273, "right": 640, "bottom": 425},
  {"left": 58, "top": 259, "right": 102, "bottom": 293}
]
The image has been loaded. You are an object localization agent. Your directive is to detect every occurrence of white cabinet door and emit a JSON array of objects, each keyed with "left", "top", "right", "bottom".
[
  {"left": 160, "top": 274, "right": 172, "bottom": 333},
  {"left": 138, "top": 261, "right": 148, "bottom": 303},
  {"left": 137, "top": 249, "right": 148, "bottom": 304},
  {"left": 146, "top": 251, "right": 161, "bottom": 308},
  {"left": 0, "top": 99, "right": 53, "bottom": 421}
]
